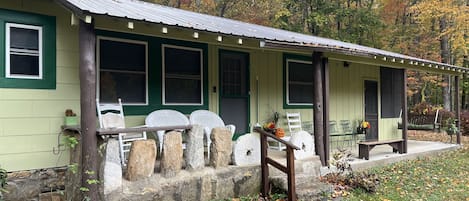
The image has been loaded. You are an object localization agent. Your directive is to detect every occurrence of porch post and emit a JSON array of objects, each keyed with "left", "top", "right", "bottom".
[
  {"left": 401, "top": 69, "right": 408, "bottom": 153},
  {"left": 322, "top": 57, "right": 330, "bottom": 165},
  {"left": 312, "top": 52, "right": 325, "bottom": 166},
  {"left": 455, "top": 75, "right": 461, "bottom": 144},
  {"left": 79, "top": 20, "right": 98, "bottom": 200}
]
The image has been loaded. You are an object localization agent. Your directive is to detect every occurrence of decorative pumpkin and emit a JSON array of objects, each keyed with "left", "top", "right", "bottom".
[{"left": 275, "top": 128, "right": 285, "bottom": 138}]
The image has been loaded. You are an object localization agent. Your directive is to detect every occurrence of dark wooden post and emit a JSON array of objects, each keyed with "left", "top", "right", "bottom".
[
  {"left": 313, "top": 52, "right": 325, "bottom": 165},
  {"left": 286, "top": 147, "right": 296, "bottom": 201},
  {"left": 260, "top": 125, "right": 269, "bottom": 198},
  {"left": 401, "top": 69, "right": 408, "bottom": 153},
  {"left": 455, "top": 75, "right": 461, "bottom": 144},
  {"left": 79, "top": 20, "right": 98, "bottom": 200},
  {"left": 322, "top": 57, "right": 330, "bottom": 164}
]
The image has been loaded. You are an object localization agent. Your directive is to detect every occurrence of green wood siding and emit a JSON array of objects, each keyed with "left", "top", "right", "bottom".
[{"left": 0, "top": 1, "right": 77, "bottom": 171}]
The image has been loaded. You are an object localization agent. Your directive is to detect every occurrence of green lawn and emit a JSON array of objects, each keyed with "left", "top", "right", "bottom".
[{"left": 345, "top": 147, "right": 469, "bottom": 201}]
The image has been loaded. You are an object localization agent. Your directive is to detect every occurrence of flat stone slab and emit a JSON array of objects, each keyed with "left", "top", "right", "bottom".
[
  {"left": 161, "top": 131, "right": 183, "bottom": 177},
  {"left": 125, "top": 140, "right": 157, "bottom": 181}
]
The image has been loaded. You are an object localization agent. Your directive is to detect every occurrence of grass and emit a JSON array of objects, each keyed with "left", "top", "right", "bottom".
[{"left": 345, "top": 146, "right": 469, "bottom": 201}]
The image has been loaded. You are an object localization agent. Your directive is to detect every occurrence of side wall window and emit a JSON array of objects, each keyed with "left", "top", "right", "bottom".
[
  {"left": 381, "top": 67, "right": 403, "bottom": 118},
  {"left": 97, "top": 37, "right": 148, "bottom": 105},
  {"left": 284, "top": 54, "right": 314, "bottom": 108},
  {"left": 0, "top": 9, "right": 56, "bottom": 89},
  {"left": 162, "top": 45, "right": 203, "bottom": 105},
  {"left": 6, "top": 23, "right": 42, "bottom": 79}
]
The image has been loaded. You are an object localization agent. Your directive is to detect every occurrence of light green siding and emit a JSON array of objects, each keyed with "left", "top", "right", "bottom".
[
  {"left": 0, "top": 0, "right": 406, "bottom": 172},
  {"left": 0, "top": 1, "right": 78, "bottom": 171}
]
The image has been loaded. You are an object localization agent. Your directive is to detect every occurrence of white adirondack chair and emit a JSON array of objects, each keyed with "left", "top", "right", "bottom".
[
  {"left": 189, "top": 110, "right": 235, "bottom": 160},
  {"left": 145, "top": 109, "right": 190, "bottom": 155}
]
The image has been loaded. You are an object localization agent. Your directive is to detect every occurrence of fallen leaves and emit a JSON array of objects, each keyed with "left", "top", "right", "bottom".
[{"left": 346, "top": 136, "right": 469, "bottom": 201}]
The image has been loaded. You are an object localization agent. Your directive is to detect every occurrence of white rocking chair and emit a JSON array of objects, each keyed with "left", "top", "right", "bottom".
[{"left": 96, "top": 98, "right": 147, "bottom": 166}]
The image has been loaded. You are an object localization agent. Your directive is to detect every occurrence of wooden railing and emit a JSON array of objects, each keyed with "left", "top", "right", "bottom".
[
  {"left": 254, "top": 127, "right": 300, "bottom": 201},
  {"left": 96, "top": 125, "right": 193, "bottom": 136}
]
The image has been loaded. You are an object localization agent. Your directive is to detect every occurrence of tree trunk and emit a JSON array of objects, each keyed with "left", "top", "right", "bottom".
[{"left": 440, "top": 16, "right": 451, "bottom": 110}]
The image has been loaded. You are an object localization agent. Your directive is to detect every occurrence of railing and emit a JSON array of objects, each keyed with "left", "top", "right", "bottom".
[
  {"left": 96, "top": 125, "right": 193, "bottom": 136},
  {"left": 254, "top": 127, "right": 300, "bottom": 201}
]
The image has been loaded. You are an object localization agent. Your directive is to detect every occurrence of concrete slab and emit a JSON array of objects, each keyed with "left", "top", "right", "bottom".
[{"left": 345, "top": 140, "right": 460, "bottom": 171}]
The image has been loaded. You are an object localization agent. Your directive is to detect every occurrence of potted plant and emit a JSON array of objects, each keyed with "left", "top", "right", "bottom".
[
  {"left": 64, "top": 109, "right": 78, "bottom": 126},
  {"left": 356, "top": 120, "right": 370, "bottom": 134}
]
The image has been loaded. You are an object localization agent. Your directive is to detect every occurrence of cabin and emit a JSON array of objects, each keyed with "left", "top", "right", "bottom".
[{"left": 0, "top": 0, "right": 464, "bottom": 200}]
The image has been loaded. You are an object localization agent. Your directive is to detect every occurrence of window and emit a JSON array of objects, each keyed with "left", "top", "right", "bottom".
[
  {"left": 162, "top": 44, "right": 203, "bottom": 105},
  {"left": 98, "top": 37, "right": 148, "bottom": 105},
  {"left": 6, "top": 23, "right": 42, "bottom": 79},
  {"left": 0, "top": 9, "right": 55, "bottom": 89},
  {"left": 381, "top": 67, "right": 403, "bottom": 118},
  {"left": 286, "top": 59, "right": 313, "bottom": 106}
]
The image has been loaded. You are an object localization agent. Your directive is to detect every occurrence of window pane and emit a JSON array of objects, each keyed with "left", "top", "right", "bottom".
[
  {"left": 165, "top": 78, "right": 201, "bottom": 103},
  {"left": 165, "top": 47, "right": 201, "bottom": 75},
  {"left": 99, "top": 71, "right": 146, "bottom": 103},
  {"left": 164, "top": 46, "right": 202, "bottom": 104},
  {"left": 288, "top": 61, "right": 313, "bottom": 104},
  {"left": 100, "top": 40, "right": 146, "bottom": 72},
  {"left": 289, "top": 83, "right": 313, "bottom": 103},
  {"left": 99, "top": 38, "right": 147, "bottom": 104},
  {"left": 289, "top": 62, "right": 312, "bottom": 82},
  {"left": 10, "top": 54, "right": 39, "bottom": 76},
  {"left": 10, "top": 27, "right": 39, "bottom": 50}
]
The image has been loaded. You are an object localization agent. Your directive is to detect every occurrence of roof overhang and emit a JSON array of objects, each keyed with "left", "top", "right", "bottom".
[{"left": 55, "top": 0, "right": 467, "bottom": 75}]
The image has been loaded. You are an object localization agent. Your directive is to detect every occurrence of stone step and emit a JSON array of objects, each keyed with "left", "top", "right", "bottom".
[
  {"left": 270, "top": 173, "right": 332, "bottom": 201},
  {"left": 267, "top": 150, "right": 322, "bottom": 177}
]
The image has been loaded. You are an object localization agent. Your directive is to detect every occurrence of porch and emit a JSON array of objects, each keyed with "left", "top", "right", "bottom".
[{"left": 102, "top": 138, "right": 459, "bottom": 200}]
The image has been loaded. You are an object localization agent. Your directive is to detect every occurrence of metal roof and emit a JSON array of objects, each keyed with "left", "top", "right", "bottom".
[{"left": 57, "top": 0, "right": 465, "bottom": 72}]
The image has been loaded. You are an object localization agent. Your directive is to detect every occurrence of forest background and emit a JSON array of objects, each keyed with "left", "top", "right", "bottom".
[{"left": 149, "top": 0, "right": 468, "bottom": 112}]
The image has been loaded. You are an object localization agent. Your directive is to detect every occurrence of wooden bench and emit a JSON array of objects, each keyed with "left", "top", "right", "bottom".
[{"left": 358, "top": 139, "right": 404, "bottom": 160}]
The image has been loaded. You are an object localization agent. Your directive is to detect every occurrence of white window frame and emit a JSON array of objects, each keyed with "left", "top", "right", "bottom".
[
  {"left": 5, "top": 23, "right": 43, "bottom": 79},
  {"left": 286, "top": 59, "right": 314, "bottom": 106},
  {"left": 162, "top": 44, "right": 203, "bottom": 106},
  {"left": 96, "top": 36, "right": 149, "bottom": 105}
]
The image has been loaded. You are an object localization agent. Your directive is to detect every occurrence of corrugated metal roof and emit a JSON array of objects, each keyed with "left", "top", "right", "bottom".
[{"left": 58, "top": 0, "right": 465, "bottom": 72}]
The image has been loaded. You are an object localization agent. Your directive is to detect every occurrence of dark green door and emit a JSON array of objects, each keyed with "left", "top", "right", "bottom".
[
  {"left": 365, "top": 80, "right": 379, "bottom": 140},
  {"left": 219, "top": 50, "right": 250, "bottom": 135}
]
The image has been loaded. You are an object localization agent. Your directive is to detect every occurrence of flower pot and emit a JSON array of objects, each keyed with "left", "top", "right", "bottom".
[{"left": 64, "top": 116, "right": 78, "bottom": 126}]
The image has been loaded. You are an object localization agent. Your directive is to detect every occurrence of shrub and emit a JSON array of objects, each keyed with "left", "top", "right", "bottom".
[{"left": 460, "top": 110, "right": 469, "bottom": 136}]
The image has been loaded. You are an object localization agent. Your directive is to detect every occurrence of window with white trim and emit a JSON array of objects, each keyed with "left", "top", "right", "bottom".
[
  {"left": 286, "top": 59, "right": 313, "bottom": 105},
  {"left": 6, "top": 23, "right": 42, "bottom": 79},
  {"left": 162, "top": 45, "right": 203, "bottom": 105},
  {"left": 97, "top": 37, "right": 148, "bottom": 104}
]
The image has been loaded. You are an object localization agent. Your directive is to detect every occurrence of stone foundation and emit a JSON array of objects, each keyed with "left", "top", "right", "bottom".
[
  {"left": 3, "top": 167, "right": 67, "bottom": 201},
  {"left": 106, "top": 165, "right": 262, "bottom": 201}
]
